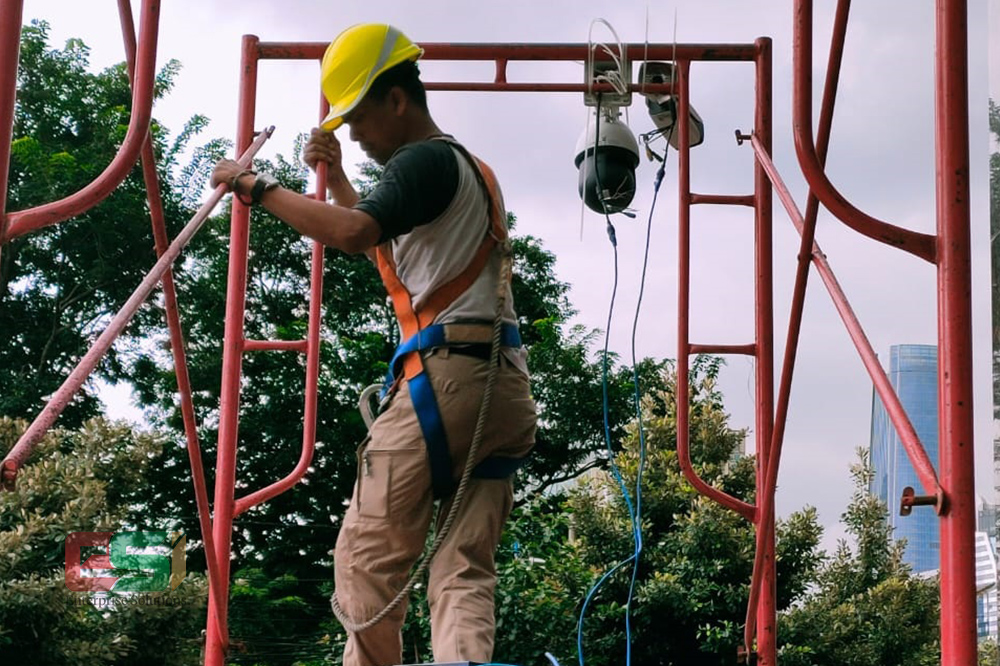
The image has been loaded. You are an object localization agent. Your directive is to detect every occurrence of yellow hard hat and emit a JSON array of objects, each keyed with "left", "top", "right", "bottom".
[{"left": 320, "top": 24, "right": 423, "bottom": 130}]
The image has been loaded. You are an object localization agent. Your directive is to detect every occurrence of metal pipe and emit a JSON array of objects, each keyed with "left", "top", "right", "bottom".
[
  {"left": 0, "top": 0, "right": 24, "bottom": 254},
  {"left": 232, "top": 96, "right": 330, "bottom": 519},
  {"left": 765, "top": 0, "right": 850, "bottom": 564},
  {"left": 0, "top": 129, "right": 273, "bottom": 491},
  {"left": 255, "top": 41, "right": 759, "bottom": 63},
  {"left": 689, "top": 193, "right": 756, "bottom": 207},
  {"left": 204, "top": 33, "right": 260, "bottom": 666},
  {"left": 745, "top": 4, "right": 852, "bottom": 657},
  {"left": 751, "top": 135, "right": 942, "bottom": 504},
  {"left": 750, "top": 36, "right": 776, "bottom": 666},
  {"left": 243, "top": 340, "right": 309, "bottom": 352},
  {"left": 792, "top": 0, "right": 936, "bottom": 264},
  {"left": 935, "top": 0, "right": 977, "bottom": 662},
  {"left": 675, "top": 58, "right": 756, "bottom": 523},
  {"left": 688, "top": 343, "right": 756, "bottom": 355},
  {"left": 116, "top": 0, "right": 226, "bottom": 643},
  {"left": 494, "top": 57, "right": 508, "bottom": 84},
  {"left": 4, "top": 0, "right": 162, "bottom": 240},
  {"left": 746, "top": 3, "right": 849, "bottom": 651},
  {"left": 232, "top": 241, "right": 322, "bottom": 517},
  {"left": 424, "top": 82, "right": 670, "bottom": 93}
]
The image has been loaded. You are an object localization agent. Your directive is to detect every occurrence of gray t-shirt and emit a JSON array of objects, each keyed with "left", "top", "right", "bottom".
[{"left": 354, "top": 140, "right": 459, "bottom": 242}]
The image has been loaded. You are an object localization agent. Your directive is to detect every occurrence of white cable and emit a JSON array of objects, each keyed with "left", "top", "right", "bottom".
[
  {"left": 642, "top": 4, "right": 650, "bottom": 97},
  {"left": 588, "top": 19, "right": 629, "bottom": 99},
  {"left": 673, "top": 7, "right": 679, "bottom": 65}
]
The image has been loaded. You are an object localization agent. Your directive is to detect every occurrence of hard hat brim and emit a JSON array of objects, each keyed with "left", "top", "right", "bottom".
[{"left": 320, "top": 110, "right": 344, "bottom": 131}]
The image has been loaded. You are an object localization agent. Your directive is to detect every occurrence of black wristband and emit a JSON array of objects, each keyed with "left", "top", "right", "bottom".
[
  {"left": 229, "top": 169, "right": 255, "bottom": 192},
  {"left": 250, "top": 177, "right": 268, "bottom": 204},
  {"left": 250, "top": 173, "right": 280, "bottom": 204}
]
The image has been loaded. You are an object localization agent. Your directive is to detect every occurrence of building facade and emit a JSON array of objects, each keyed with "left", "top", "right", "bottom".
[
  {"left": 869, "top": 344, "right": 940, "bottom": 574},
  {"left": 975, "top": 530, "right": 998, "bottom": 641},
  {"left": 869, "top": 345, "right": 999, "bottom": 641}
]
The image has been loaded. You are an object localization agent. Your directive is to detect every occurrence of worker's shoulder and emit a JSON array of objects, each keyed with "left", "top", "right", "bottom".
[
  {"left": 390, "top": 138, "right": 459, "bottom": 170},
  {"left": 384, "top": 140, "right": 460, "bottom": 196}
]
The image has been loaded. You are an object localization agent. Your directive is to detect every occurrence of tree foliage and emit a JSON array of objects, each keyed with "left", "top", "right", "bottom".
[
  {"left": 1, "top": 21, "right": 202, "bottom": 426},
  {"left": 778, "top": 450, "right": 941, "bottom": 666},
  {"left": 0, "top": 417, "right": 208, "bottom": 665},
  {"left": 980, "top": 639, "right": 998, "bottom": 666},
  {"left": 561, "top": 358, "right": 822, "bottom": 666},
  {"left": 453, "top": 359, "right": 824, "bottom": 666}
]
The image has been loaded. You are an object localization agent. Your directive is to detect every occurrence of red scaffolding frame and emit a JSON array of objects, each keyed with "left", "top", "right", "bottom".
[{"left": 0, "top": 1, "right": 979, "bottom": 665}]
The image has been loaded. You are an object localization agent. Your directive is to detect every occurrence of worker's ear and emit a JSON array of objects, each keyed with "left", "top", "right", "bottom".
[{"left": 388, "top": 86, "right": 408, "bottom": 118}]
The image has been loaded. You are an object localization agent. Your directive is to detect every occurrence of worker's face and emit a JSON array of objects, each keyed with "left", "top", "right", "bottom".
[{"left": 342, "top": 89, "right": 405, "bottom": 165}]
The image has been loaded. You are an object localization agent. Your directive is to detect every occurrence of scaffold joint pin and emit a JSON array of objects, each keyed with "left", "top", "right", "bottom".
[{"left": 900, "top": 486, "right": 941, "bottom": 516}]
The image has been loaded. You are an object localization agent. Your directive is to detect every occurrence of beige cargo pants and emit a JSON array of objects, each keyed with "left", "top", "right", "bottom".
[{"left": 334, "top": 348, "right": 537, "bottom": 666}]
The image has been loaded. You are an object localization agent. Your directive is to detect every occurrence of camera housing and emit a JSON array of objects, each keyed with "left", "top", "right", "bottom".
[
  {"left": 639, "top": 61, "right": 705, "bottom": 149},
  {"left": 574, "top": 108, "right": 640, "bottom": 214}
]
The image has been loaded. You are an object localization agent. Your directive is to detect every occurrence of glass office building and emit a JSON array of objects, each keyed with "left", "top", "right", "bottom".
[{"left": 869, "top": 344, "right": 940, "bottom": 574}]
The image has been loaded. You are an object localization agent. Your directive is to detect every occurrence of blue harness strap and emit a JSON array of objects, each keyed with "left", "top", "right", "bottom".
[
  {"left": 382, "top": 322, "right": 529, "bottom": 498},
  {"left": 407, "top": 372, "right": 454, "bottom": 499},
  {"left": 381, "top": 323, "right": 522, "bottom": 396}
]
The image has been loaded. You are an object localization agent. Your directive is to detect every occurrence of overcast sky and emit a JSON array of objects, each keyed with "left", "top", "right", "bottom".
[{"left": 18, "top": 0, "right": 1000, "bottom": 552}]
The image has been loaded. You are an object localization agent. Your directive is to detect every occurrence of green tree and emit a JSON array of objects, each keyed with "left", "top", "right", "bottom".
[
  {"left": 979, "top": 639, "right": 998, "bottom": 666},
  {"left": 0, "top": 20, "right": 204, "bottom": 426},
  {"left": 442, "top": 358, "right": 823, "bottom": 666},
  {"left": 0, "top": 417, "right": 208, "bottom": 665},
  {"left": 778, "top": 450, "right": 940, "bottom": 666},
  {"left": 225, "top": 567, "right": 335, "bottom": 665},
  {"left": 564, "top": 357, "right": 822, "bottom": 666}
]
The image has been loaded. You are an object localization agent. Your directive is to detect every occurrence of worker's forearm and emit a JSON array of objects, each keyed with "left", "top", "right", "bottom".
[
  {"left": 263, "top": 188, "right": 378, "bottom": 253},
  {"left": 229, "top": 172, "right": 379, "bottom": 254},
  {"left": 327, "top": 170, "right": 360, "bottom": 207}
]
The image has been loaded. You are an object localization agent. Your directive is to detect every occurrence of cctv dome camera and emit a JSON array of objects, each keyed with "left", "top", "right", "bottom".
[{"left": 574, "top": 109, "right": 640, "bottom": 214}]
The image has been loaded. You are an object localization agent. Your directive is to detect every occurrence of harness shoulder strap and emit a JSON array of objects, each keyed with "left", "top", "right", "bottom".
[{"left": 418, "top": 144, "right": 508, "bottom": 318}]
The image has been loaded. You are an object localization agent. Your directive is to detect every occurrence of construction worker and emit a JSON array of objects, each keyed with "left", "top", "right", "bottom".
[{"left": 210, "top": 23, "right": 537, "bottom": 666}]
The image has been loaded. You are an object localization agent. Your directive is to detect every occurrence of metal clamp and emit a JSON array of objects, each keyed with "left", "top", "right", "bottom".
[{"left": 358, "top": 383, "right": 384, "bottom": 430}]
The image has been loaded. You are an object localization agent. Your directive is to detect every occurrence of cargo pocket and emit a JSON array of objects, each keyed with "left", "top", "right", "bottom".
[
  {"left": 357, "top": 449, "right": 391, "bottom": 520},
  {"left": 358, "top": 446, "right": 434, "bottom": 523}
]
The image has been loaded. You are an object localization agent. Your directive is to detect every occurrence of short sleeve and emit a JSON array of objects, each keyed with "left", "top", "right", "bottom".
[{"left": 353, "top": 141, "right": 460, "bottom": 242}]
